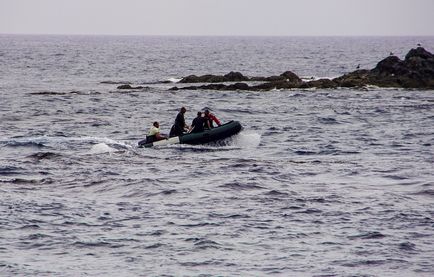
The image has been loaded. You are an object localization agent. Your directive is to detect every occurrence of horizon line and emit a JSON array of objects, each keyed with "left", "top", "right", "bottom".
[{"left": 1, "top": 32, "right": 434, "bottom": 38}]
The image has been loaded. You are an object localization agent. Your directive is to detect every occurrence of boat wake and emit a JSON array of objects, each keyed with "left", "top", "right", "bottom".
[
  {"left": 154, "top": 131, "right": 261, "bottom": 151},
  {"left": 0, "top": 136, "right": 133, "bottom": 154},
  {"left": 1, "top": 132, "right": 261, "bottom": 156},
  {"left": 88, "top": 143, "right": 118, "bottom": 155},
  {"left": 230, "top": 131, "right": 261, "bottom": 148}
]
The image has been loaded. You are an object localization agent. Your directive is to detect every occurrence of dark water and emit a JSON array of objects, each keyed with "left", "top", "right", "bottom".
[{"left": 1, "top": 35, "right": 434, "bottom": 276}]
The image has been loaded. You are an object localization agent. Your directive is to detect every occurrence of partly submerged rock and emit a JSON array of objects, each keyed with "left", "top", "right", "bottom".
[
  {"left": 179, "top": 71, "right": 249, "bottom": 83},
  {"left": 281, "top": 71, "right": 303, "bottom": 83},
  {"left": 300, "top": 78, "right": 338, "bottom": 89},
  {"left": 171, "top": 82, "right": 251, "bottom": 91},
  {"left": 117, "top": 84, "right": 145, "bottom": 89},
  {"left": 224, "top": 71, "right": 249, "bottom": 82}
]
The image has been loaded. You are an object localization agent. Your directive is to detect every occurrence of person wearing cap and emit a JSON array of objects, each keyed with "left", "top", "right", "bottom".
[
  {"left": 169, "top": 107, "right": 189, "bottom": 137},
  {"left": 146, "top": 121, "right": 167, "bottom": 143},
  {"left": 204, "top": 109, "right": 221, "bottom": 128}
]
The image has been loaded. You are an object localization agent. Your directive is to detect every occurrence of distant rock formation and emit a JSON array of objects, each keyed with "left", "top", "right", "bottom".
[
  {"left": 169, "top": 47, "right": 434, "bottom": 91},
  {"left": 117, "top": 84, "right": 145, "bottom": 90},
  {"left": 179, "top": 71, "right": 249, "bottom": 83},
  {"left": 334, "top": 47, "right": 434, "bottom": 88}
]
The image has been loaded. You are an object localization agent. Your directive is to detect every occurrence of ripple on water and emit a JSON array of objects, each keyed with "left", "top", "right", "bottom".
[
  {"left": 0, "top": 166, "right": 25, "bottom": 175},
  {"left": 348, "top": 231, "right": 387, "bottom": 240},
  {"left": 218, "top": 182, "right": 265, "bottom": 190},
  {"left": 398, "top": 241, "right": 416, "bottom": 251},
  {"left": 27, "top": 152, "right": 62, "bottom": 161},
  {"left": 263, "top": 189, "right": 290, "bottom": 197},
  {"left": 3, "top": 141, "right": 47, "bottom": 148}
]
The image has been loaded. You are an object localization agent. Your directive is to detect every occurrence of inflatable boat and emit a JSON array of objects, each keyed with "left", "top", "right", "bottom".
[{"left": 138, "top": 121, "right": 242, "bottom": 148}]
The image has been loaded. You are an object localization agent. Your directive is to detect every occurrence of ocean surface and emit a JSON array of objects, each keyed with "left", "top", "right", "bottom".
[{"left": 1, "top": 35, "right": 434, "bottom": 276}]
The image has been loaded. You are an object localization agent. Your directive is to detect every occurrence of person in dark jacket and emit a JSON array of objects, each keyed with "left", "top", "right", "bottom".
[
  {"left": 189, "top": 112, "right": 210, "bottom": 133},
  {"left": 169, "top": 107, "right": 188, "bottom": 137}
]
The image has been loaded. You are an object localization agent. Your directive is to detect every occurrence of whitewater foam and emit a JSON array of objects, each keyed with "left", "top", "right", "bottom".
[
  {"left": 88, "top": 143, "right": 117, "bottom": 155},
  {"left": 231, "top": 132, "right": 261, "bottom": 148},
  {"left": 167, "top": 77, "right": 182, "bottom": 83},
  {"left": 0, "top": 136, "right": 132, "bottom": 150}
]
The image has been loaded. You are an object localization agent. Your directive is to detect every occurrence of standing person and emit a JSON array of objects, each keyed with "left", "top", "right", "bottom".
[
  {"left": 146, "top": 122, "right": 167, "bottom": 143},
  {"left": 169, "top": 107, "right": 188, "bottom": 137},
  {"left": 189, "top": 112, "right": 209, "bottom": 133},
  {"left": 204, "top": 109, "right": 221, "bottom": 128}
]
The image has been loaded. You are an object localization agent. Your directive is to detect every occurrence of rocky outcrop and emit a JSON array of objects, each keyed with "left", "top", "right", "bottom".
[
  {"left": 170, "top": 82, "right": 250, "bottom": 91},
  {"left": 332, "top": 70, "right": 370, "bottom": 88},
  {"left": 333, "top": 47, "right": 434, "bottom": 88},
  {"left": 299, "top": 78, "right": 338, "bottom": 89},
  {"left": 117, "top": 84, "right": 145, "bottom": 89},
  {"left": 169, "top": 47, "right": 434, "bottom": 91},
  {"left": 179, "top": 71, "right": 249, "bottom": 83}
]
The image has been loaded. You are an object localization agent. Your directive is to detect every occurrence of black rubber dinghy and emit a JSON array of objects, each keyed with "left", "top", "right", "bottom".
[{"left": 138, "top": 121, "right": 242, "bottom": 148}]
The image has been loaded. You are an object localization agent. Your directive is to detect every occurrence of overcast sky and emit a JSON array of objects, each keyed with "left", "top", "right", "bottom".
[{"left": 1, "top": 0, "right": 433, "bottom": 36}]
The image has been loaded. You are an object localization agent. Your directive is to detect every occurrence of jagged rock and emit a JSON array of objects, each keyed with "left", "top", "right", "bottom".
[
  {"left": 252, "top": 80, "right": 300, "bottom": 91},
  {"left": 228, "top": 82, "right": 250, "bottom": 90},
  {"left": 179, "top": 71, "right": 248, "bottom": 83},
  {"left": 301, "top": 79, "right": 338, "bottom": 89},
  {"left": 333, "top": 70, "right": 370, "bottom": 88},
  {"left": 264, "top": 75, "right": 285, "bottom": 82},
  {"left": 224, "top": 71, "right": 249, "bottom": 82},
  {"left": 280, "top": 71, "right": 302, "bottom": 83},
  {"left": 176, "top": 84, "right": 227, "bottom": 90},
  {"left": 334, "top": 47, "right": 434, "bottom": 88},
  {"left": 117, "top": 84, "right": 144, "bottom": 89},
  {"left": 251, "top": 82, "right": 276, "bottom": 90},
  {"left": 371, "top": 56, "right": 409, "bottom": 76},
  {"left": 179, "top": 74, "right": 224, "bottom": 83},
  {"left": 368, "top": 47, "right": 434, "bottom": 88},
  {"left": 405, "top": 47, "right": 434, "bottom": 60},
  {"left": 249, "top": 76, "right": 268, "bottom": 82}
]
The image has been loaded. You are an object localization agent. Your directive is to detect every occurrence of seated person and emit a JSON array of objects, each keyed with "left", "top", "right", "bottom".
[
  {"left": 204, "top": 109, "right": 221, "bottom": 128},
  {"left": 189, "top": 112, "right": 210, "bottom": 133},
  {"left": 146, "top": 122, "right": 167, "bottom": 143}
]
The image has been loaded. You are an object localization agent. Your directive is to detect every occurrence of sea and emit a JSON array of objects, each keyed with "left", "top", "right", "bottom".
[{"left": 0, "top": 35, "right": 433, "bottom": 276}]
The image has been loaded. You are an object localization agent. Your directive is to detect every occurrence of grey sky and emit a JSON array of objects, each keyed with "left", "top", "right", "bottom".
[{"left": 1, "top": 0, "right": 433, "bottom": 36}]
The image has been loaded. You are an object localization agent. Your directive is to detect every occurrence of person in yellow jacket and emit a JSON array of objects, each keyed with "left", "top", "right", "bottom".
[{"left": 146, "top": 122, "right": 167, "bottom": 143}]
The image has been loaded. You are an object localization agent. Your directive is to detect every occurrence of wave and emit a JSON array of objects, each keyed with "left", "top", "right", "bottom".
[
  {"left": 218, "top": 182, "right": 265, "bottom": 190},
  {"left": 27, "top": 152, "right": 62, "bottom": 160},
  {"left": 318, "top": 117, "right": 339, "bottom": 124},
  {"left": 2, "top": 141, "right": 47, "bottom": 148},
  {"left": 166, "top": 77, "right": 182, "bottom": 83},
  {"left": 0, "top": 166, "right": 25, "bottom": 175},
  {"left": 0, "top": 177, "right": 54, "bottom": 185},
  {"left": 348, "top": 231, "right": 386, "bottom": 240},
  {"left": 0, "top": 136, "right": 133, "bottom": 154},
  {"left": 412, "top": 189, "right": 434, "bottom": 197}
]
